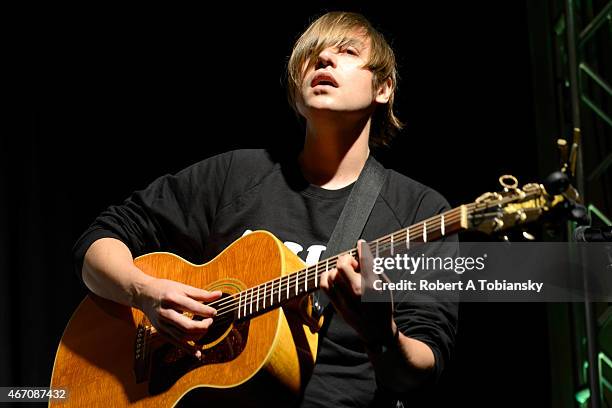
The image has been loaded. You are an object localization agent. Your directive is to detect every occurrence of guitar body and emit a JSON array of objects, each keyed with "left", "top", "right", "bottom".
[{"left": 50, "top": 231, "right": 319, "bottom": 407}]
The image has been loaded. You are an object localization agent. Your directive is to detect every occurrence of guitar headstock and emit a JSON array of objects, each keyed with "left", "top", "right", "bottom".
[{"left": 466, "top": 174, "right": 581, "bottom": 236}]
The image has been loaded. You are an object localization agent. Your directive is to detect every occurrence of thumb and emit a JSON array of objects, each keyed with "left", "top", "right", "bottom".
[{"left": 358, "top": 240, "right": 377, "bottom": 290}]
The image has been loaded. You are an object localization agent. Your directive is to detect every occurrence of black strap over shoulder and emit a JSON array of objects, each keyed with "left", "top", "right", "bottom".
[{"left": 312, "top": 155, "right": 387, "bottom": 315}]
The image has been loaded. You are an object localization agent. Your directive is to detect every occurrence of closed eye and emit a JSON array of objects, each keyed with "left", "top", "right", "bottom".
[{"left": 341, "top": 47, "right": 359, "bottom": 56}]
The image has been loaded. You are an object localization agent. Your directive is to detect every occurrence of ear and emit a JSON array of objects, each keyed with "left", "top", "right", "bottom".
[{"left": 374, "top": 77, "right": 393, "bottom": 104}]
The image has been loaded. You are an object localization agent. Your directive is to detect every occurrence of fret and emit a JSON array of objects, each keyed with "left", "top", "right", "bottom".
[
  {"left": 390, "top": 234, "right": 394, "bottom": 256},
  {"left": 423, "top": 221, "right": 427, "bottom": 242},
  {"left": 271, "top": 279, "right": 275, "bottom": 305},
  {"left": 406, "top": 227, "right": 410, "bottom": 249},
  {"left": 460, "top": 205, "right": 469, "bottom": 229},
  {"left": 285, "top": 275, "right": 289, "bottom": 301},
  {"left": 375, "top": 241, "right": 379, "bottom": 258},
  {"left": 295, "top": 272, "right": 299, "bottom": 296},
  {"left": 256, "top": 285, "right": 260, "bottom": 312},
  {"left": 243, "top": 289, "right": 248, "bottom": 317},
  {"left": 263, "top": 282, "right": 267, "bottom": 308},
  {"left": 305, "top": 268, "right": 308, "bottom": 292},
  {"left": 278, "top": 277, "right": 281, "bottom": 303},
  {"left": 441, "top": 214, "right": 445, "bottom": 236},
  {"left": 237, "top": 291, "right": 242, "bottom": 319},
  {"left": 249, "top": 288, "right": 253, "bottom": 315}
]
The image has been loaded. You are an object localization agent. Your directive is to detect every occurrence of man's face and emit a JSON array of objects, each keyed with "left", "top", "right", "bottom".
[{"left": 296, "top": 33, "right": 389, "bottom": 120}]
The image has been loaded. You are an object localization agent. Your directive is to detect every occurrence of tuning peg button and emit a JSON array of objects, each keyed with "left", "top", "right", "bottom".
[
  {"left": 543, "top": 171, "right": 569, "bottom": 195},
  {"left": 522, "top": 231, "right": 536, "bottom": 240}
]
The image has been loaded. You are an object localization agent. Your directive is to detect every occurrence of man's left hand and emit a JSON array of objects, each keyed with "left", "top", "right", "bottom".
[{"left": 319, "top": 240, "right": 398, "bottom": 352}]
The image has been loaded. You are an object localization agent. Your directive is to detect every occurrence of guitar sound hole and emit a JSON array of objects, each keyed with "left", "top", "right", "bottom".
[{"left": 195, "top": 292, "right": 235, "bottom": 346}]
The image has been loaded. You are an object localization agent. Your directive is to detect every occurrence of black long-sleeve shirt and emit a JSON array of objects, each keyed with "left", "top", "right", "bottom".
[{"left": 73, "top": 149, "right": 458, "bottom": 407}]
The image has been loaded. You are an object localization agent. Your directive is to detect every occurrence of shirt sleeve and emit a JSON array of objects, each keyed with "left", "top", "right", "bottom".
[
  {"left": 392, "top": 188, "right": 459, "bottom": 384},
  {"left": 72, "top": 151, "right": 234, "bottom": 283}
]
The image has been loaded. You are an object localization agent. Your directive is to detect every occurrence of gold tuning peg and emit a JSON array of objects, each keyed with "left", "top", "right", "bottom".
[{"left": 498, "top": 175, "right": 518, "bottom": 190}]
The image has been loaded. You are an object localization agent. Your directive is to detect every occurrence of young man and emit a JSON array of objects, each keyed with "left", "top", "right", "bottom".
[{"left": 74, "top": 11, "right": 457, "bottom": 407}]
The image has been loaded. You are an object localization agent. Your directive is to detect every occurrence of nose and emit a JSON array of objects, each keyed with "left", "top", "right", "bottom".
[{"left": 315, "top": 47, "right": 337, "bottom": 70}]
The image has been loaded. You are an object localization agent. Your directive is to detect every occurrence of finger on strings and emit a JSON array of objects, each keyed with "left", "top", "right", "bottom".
[
  {"left": 156, "top": 322, "right": 203, "bottom": 359},
  {"left": 173, "top": 295, "right": 218, "bottom": 318},
  {"left": 319, "top": 269, "right": 337, "bottom": 291},
  {"left": 358, "top": 239, "right": 379, "bottom": 292},
  {"left": 335, "top": 254, "right": 361, "bottom": 295},
  {"left": 159, "top": 307, "right": 214, "bottom": 334},
  {"left": 357, "top": 240, "right": 374, "bottom": 275}
]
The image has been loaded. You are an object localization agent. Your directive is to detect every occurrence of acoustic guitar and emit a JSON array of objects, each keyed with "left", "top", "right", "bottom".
[{"left": 50, "top": 175, "right": 572, "bottom": 407}]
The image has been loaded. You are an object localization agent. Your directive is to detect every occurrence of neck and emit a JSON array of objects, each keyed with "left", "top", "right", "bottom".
[{"left": 299, "top": 114, "right": 371, "bottom": 189}]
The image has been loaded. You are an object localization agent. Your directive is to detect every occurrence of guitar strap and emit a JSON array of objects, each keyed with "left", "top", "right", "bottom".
[{"left": 312, "top": 154, "right": 387, "bottom": 317}]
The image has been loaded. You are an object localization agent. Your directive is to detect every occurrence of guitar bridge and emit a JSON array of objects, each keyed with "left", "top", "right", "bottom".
[{"left": 134, "top": 323, "right": 153, "bottom": 383}]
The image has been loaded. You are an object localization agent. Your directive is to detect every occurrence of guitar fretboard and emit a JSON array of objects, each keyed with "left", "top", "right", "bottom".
[{"left": 210, "top": 204, "right": 469, "bottom": 321}]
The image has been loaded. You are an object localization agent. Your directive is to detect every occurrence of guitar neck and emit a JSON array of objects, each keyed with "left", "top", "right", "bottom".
[{"left": 231, "top": 205, "right": 469, "bottom": 321}]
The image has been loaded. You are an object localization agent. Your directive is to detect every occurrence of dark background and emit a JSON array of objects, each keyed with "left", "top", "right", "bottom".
[{"left": 3, "top": 2, "right": 557, "bottom": 406}]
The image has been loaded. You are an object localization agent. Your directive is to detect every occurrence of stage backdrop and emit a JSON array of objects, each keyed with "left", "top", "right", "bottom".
[{"left": 2, "top": 2, "right": 553, "bottom": 406}]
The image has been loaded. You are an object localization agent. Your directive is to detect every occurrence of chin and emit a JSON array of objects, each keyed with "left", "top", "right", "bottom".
[{"left": 304, "top": 98, "right": 339, "bottom": 112}]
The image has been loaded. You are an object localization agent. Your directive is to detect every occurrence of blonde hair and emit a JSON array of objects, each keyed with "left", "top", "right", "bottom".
[{"left": 287, "top": 11, "right": 403, "bottom": 147}]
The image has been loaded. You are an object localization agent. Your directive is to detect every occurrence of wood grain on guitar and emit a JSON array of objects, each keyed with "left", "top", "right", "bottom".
[{"left": 50, "top": 231, "right": 318, "bottom": 407}]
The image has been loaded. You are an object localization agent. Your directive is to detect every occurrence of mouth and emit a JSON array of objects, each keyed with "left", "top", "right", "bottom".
[{"left": 311, "top": 72, "right": 338, "bottom": 88}]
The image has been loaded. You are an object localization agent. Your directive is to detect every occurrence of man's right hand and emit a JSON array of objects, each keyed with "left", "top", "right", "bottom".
[
  {"left": 132, "top": 277, "right": 222, "bottom": 358},
  {"left": 82, "top": 238, "right": 222, "bottom": 358}
]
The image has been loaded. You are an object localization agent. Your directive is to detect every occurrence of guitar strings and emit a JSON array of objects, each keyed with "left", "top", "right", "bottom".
[
  {"left": 145, "top": 193, "right": 537, "bottom": 343},
  {"left": 208, "top": 224, "right": 455, "bottom": 316},
  {"left": 208, "top": 209, "right": 468, "bottom": 318},
  {"left": 205, "top": 206, "right": 468, "bottom": 316}
]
